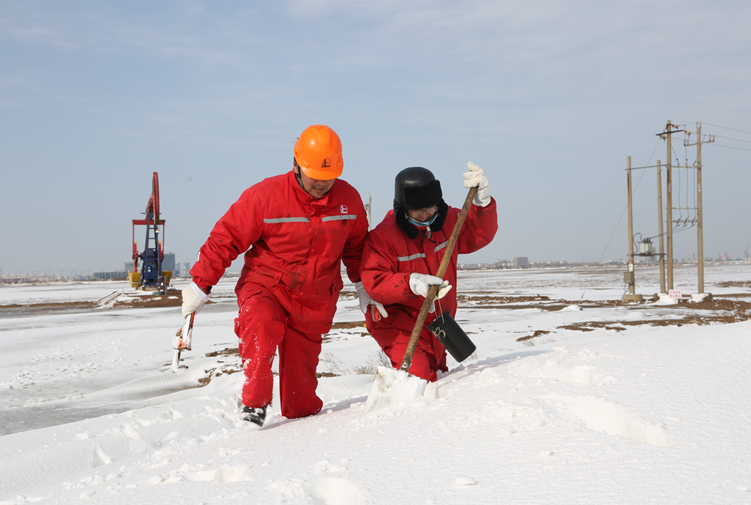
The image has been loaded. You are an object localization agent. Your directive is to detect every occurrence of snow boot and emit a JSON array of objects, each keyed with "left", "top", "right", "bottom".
[{"left": 241, "top": 405, "right": 267, "bottom": 427}]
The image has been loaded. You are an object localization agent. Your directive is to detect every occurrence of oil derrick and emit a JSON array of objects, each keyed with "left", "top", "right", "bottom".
[{"left": 129, "top": 172, "right": 171, "bottom": 292}]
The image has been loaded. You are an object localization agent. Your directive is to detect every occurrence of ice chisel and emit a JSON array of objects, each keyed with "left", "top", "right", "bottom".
[{"left": 172, "top": 312, "right": 195, "bottom": 373}]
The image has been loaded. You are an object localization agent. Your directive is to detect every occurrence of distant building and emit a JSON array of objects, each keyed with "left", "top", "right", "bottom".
[
  {"left": 93, "top": 271, "right": 128, "bottom": 280},
  {"left": 175, "top": 262, "right": 192, "bottom": 277},
  {"left": 0, "top": 273, "right": 57, "bottom": 284},
  {"left": 163, "top": 252, "right": 175, "bottom": 272},
  {"left": 513, "top": 257, "right": 529, "bottom": 268}
]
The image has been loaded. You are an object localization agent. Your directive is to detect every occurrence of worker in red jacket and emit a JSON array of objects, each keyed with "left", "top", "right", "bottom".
[
  {"left": 360, "top": 163, "right": 497, "bottom": 382},
  {"left": 180, "top": 125, "right": 373, "bottom": 426}
]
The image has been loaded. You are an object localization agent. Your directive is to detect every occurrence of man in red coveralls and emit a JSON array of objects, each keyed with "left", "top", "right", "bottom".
[
  {"left": 359, "top": 163, "right": 497, "bottom": 382},
  {"left": 180, "top": 125, "right": 374, "bottom": 426}
]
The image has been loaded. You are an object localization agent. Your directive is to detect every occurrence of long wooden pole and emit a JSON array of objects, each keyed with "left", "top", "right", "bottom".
[
  {"left": 696, "top": 123, "right": 705, "bottom": 294},
  {"left": 656, "top": 160, "right": 666, "bottom": 294},
  {"left": 627, "top": 157, "right": 635, "bottom": 295},
  {"left": 666, "top": 120, "right": 674, "bottom": 291}
]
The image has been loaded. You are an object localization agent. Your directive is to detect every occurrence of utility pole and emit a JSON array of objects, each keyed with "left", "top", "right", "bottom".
[
  {"left": 622, "top": 157, "right": 644, "bottom": 303},
  {"left": 626, "top": 157, "right": 635, "bottom": 294},
  {"left": 657, "top": 120, "right": 684, "bottom": 291},
  {"left": 665, "top": 120, "right": 674, "bottom": 291},
  {"left": 695, "top": 124, "right": 705, "bottom": 294},
  {"left": 656, "top": 160, "right": 666, "bottom": 294},
  {"left": 685, "top": 122, "right": 714, "bottom": 299}
]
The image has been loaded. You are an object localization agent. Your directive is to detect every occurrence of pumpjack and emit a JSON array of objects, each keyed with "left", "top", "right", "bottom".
[{"left": 129, "top": 172, "right": 171, "bottom": 292}]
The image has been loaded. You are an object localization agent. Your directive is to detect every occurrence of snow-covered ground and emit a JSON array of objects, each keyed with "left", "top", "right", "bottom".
[{"left": 1, "top": 263, "right": 750, "bottom": 504}]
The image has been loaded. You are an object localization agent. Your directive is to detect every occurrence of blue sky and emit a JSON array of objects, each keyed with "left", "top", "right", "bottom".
[{"left": 2, "top": 0, "right": 750, "bottom": 276}]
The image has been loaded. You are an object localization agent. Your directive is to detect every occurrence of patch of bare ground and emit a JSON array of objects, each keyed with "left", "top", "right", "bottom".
[
  {"left": 330, "top": 321, "right": 366, "bottom": 329},
  {"left": 197, "top": 346, "right": 347, "bottom": 383},
  {"left": 458, "top": 295, "right": 621, "bottom": 311},
  {"left": 557, "top": 299, "right": 751, "bottom": 333},
  {"left": 685, "top": 298, "right": 751, "bottom": 313},
  {"left": 488, "top": 297, "right": 751, "bottom": 344},
  {"left": 0, "top": 290, "right": 189, "bottom": 315},
  {"left": 112, "top": 290, "right": 185, "bottom": 308},
  {"left": 517, "top": 330, "right": 550, "bottom": 342},
  {"left": 715, "top": 281, "right": 751, "bottom": 288},
  {"left": 194, "top": 348, "right": 243, "bottom": 387},
  {"left": 196, "top": 366, "right": 242, "bottom": 387},
  {"left": 315, "top": 372, "right": 340, "bottom": 378},
  {"left": 458, "top": 294, "right": 551, "bottom": 304},
  {"left": 0, "top": 301, "right": 96, "bottom": 315},
  {"left": 205, "top": 348, "right": 239, "bottom": 358}
]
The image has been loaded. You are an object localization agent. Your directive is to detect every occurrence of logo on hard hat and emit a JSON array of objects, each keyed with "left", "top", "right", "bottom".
[
  {"left": 321, "top": 158, "right": 331, "bottom": 168},
  {"left": 340, "top": 205, "right": 348, "bottom": 214}
]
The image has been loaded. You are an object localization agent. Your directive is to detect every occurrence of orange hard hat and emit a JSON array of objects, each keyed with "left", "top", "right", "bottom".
[{"left": 294, "top": 125, "right": 343, "bottom": 180}]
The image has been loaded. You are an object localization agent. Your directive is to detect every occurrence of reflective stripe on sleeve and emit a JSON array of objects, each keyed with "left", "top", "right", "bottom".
[
  {"left": 434, "top": 241, "right": 448, "bottom": 252},
  {"left": 263, "top": 217, "right": 310, "bottom": 224},
  {"left": 322, "top": 214, "right": 358, "bottom": 222},
  {"left": 397, "top": 253, "right": 427, "bottom": 262}
]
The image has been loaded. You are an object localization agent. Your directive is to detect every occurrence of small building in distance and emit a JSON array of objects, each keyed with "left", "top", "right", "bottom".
[
  {"left": 175, "top": 262, "right": 191, "bottom": 277},
  {"left": 162, "top": 252, "right": 175, "bottom": 273},
  {"left": 93, "top": 271, "right": 128, "bottom": 280},
  {"left": 513, "top": 257, "right": 529, "bottom": 268}
]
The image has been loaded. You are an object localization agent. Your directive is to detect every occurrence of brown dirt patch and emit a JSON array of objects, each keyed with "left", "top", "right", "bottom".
[
  {"left": 557, "top": 307, "right": 750, "bottom": 332},
  {"left": 193, "top": 348, "right": 243, "bottom": 387},
  {"left": 196, "top": 346, "right": 341, "bottom": 384},
  {"left": 686, "top": 298, "right": 751, "bottom": 312},
  {"left": 517, "top": 330, "right": 551, "bottom": 342},
  {"left": 559, "top": 321, "right": 642, "bottom": 332},
  {"left": 205, "top": 347, "right": 240, "bottom": 358},
  {"left": 458, "top": 294, "right": 551, "bottom": 304},
  {"left": 715, "top": 281, "right": 751, "bottom": 288},
  {"left": 330, "top": 321, "right": 366, "bottom": 329},
  {"left": 457, "top": 295, "right": 623, "bottom": 312},
  {"left": 113, "top": 290, "right": 185, "bottom": 308},
  {"left": 0, "top": 289, "right": 189, "bottom": 315},
  {"left": 315, "top": 372, "right": 340, "bottom": 378},
  {"left": 197, "top": 367, "right": 241, "bottom": 387},
  {"left": 0, "top": 301, "right": 96, "bottom": 315},
  {"left": 501, "top": 296, "right": 751, "bottom": 339}
]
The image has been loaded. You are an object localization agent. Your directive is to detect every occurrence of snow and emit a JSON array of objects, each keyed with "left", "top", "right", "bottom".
[{"left": 1, "top": 264, "right": 751, "bottom": 504}]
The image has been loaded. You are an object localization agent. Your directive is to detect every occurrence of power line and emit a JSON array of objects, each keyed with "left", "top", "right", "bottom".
[
  {"left": 712, "top": 134, "right": 751, "bottom": 144},
  {"left": 634, "top": 138, "right": 662, "bottom": 193},
  {"left": 713, "top": 144, "right": 751, "bottom": 153},
  {"left": 701, "top": 123, "right": 751, "bottom": 136}
]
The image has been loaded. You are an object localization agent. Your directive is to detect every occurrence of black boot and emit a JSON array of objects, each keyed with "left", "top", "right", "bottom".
[{"left": 242, "top": 405, "right": 267, "bottom": 427}]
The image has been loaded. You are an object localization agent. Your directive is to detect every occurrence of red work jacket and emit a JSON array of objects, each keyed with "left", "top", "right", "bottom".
[
  {"left": 360, "top": 199, "right": 498, "bottom": 338},
  {"left": 191, "top": 170, "right": 368, "bottom": 334}
]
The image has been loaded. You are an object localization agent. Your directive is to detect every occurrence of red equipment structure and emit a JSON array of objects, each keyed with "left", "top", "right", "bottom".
[{"left": 129, "top": 172, "right": 170, "bottom": 291}]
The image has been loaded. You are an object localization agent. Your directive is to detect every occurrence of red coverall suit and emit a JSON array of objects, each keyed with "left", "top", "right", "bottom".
[
  {"left": 359, "top": 198, "right": 497, "bottom": 382},
  {"left": 190, "top": 170, "right": 368, "bottom": 419}
]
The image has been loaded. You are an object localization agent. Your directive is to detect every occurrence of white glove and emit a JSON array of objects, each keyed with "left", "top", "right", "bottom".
[
  {"left": 355, "top": 281, "right": 389, "bottom": 320},
  {"left": 181, "top": 282, "right": 210, "bottom": 318},
  {"left": 463, "top": 161, "right": 491, "bottom": 207},
  {"left": 409, "top": 273, "right": 452, "bottom": 299}
]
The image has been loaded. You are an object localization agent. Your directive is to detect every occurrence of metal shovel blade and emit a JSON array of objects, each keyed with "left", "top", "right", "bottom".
[
  {"left": 171, "top": 348, "right": 186, "bottom": 374},
  {"left": 364, "top": 366, "right": 427, "bottom": 414}
]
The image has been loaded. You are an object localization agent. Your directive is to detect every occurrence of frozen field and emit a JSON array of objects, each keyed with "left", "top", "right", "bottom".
[{"left": 1, "top": 263, "right": 750, "bottom": 504}]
